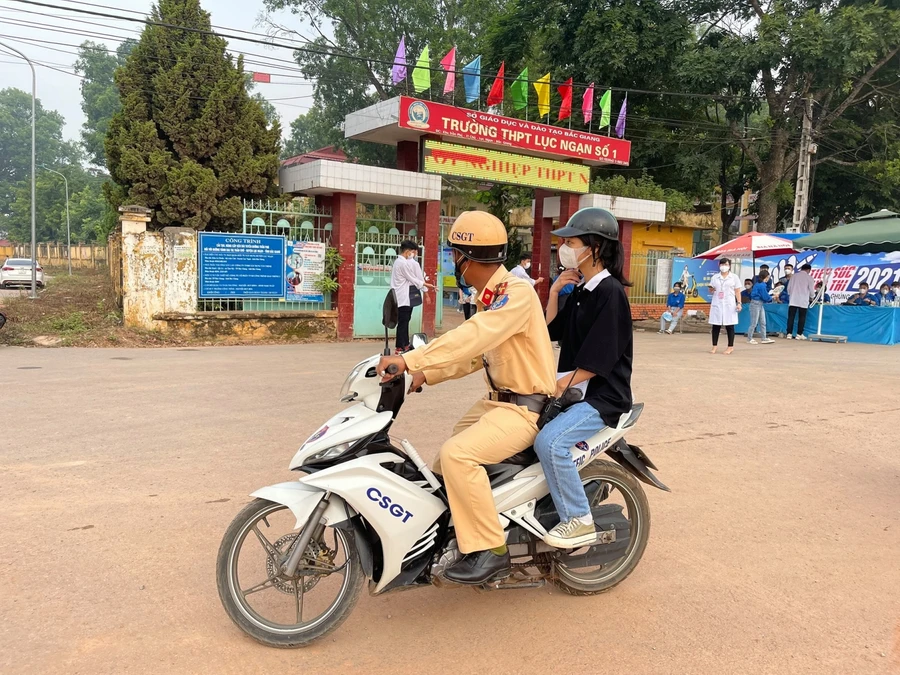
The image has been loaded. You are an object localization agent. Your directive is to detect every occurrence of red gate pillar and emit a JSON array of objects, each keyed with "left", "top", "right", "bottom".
[
  {"left": 532, "top": 189, "right": 554, "bottom": 305},
  {"left": 332, "top": 192, "right": 357, "bottom": 339},
  {"left": 396, "top": 141, "right": 420, "bottom": 230},
  {"left": 618, "top": 219, "right": 634, "bottom": 291},
  {"left": 417, "top": 199, "right": 440, "bottom": 337},
  {"left": 558, "top": 193, "right": 581, "bottom": 232}
]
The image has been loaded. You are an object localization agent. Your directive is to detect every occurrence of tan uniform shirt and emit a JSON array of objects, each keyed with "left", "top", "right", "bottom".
[{"left": 403, "top": 266, "right": 556, "bottom": 396}]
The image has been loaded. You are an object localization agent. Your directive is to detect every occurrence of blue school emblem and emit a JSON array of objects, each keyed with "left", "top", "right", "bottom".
[{"left": 489, "top": 295, "right": 509, "bottom": 310}]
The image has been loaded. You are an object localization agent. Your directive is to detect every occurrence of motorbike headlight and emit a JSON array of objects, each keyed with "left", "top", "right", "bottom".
[
  {"left": 305, "top": 442, "right": 352, "bottom": 463},
  {"left": 339, "top": 360, "right": 368, "bottom": 401}
]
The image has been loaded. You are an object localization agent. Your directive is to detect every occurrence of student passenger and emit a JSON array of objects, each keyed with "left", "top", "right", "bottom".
[{"left": 535, "top": 208, "right": 633, "bottom": 549}]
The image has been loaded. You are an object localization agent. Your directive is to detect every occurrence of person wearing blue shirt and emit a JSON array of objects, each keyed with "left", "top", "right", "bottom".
[
  {"left": 741, "top": 279, "right": 753, "bottom": 304},
  {"left": 814, "top": 281, "right": 831, "bottom": 304},
  {"left": 776, "top": 264, "right": 793, "bottom": 303},
  {"left": 752, "top": 264, "right": 774, "bottom": 291},
  {"left": 747, "top": 270, "right": 775, "bottom": 344},
  {"left": 845, "top": 283, "right": 877, "bottom": 306},
  {"left": 891, "top": 282, "right": 900, "bottom": 307},
  {"left": 659, "top": 282, "right": 686, "bottom": 334},
  {"left": 876, "top": 283, "right": 893, "bottom": 306}
]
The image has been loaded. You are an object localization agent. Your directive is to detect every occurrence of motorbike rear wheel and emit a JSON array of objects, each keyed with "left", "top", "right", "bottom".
[
  {"left": 216, "top": 498, "right": 364, "bottom": 648},
  {"left": 551, "top": 460, "right": 651, "bottom": 596}
]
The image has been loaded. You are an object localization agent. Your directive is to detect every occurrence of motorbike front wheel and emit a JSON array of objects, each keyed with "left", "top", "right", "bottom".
[
  {"left": 552, "top": 460, "right": 651, "bottom": 596},
  {"left": 216, "top": 498, "right": 364, "bottom": 648}
]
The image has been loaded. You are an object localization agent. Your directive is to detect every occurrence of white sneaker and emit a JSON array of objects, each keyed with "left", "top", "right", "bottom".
[
  {"left": 665, "top": 329, "right": 674, "bottom": 334},
  {"left": 747, "top": 339, "right": 758, "bottom": 344},
  {"left": 657, "top": 330, "right": 665, "bottom": 334},
  {"left": 761, "top": 338, "right": 775, "bottom": 344},
  {"left": 543, "top": 519, "right": 597, "bottom": 549},
  {"left": 797, "top": 334, "right": 808, "bottom": 341},
  {"left": 785, "top": 334, "right": 793, "bottom": 339}
]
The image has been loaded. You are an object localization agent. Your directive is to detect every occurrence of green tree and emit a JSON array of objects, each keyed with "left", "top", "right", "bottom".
[
  {"left": 282, "top": 103, "right": 343, "bottom": 158},
  {"left": 74, "top": 40, "right": 136, "bottom": 167},
  {"left": 590, "top": 173, "right": 694, "bottom": 218},
  {"left": 105, "top": 0, "right": 281, "bottom": 231},
  {"left": 264, "top": 0, "right": 502, "bottom": 164},
  {"left": 680, "top": 2, "right": 900, "bottom": 231},
  {"left": 0, "top": 88, "right": 85, "bottom": 241}
]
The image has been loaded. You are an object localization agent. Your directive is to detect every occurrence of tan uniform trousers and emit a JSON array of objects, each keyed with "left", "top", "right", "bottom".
[{"left": 433, "top": 398, "right": 539, "bottom": 554}]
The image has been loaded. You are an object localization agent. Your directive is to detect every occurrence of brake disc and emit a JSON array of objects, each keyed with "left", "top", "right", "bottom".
[{"left": 265, "top": 534, "right": 335, "bottom": 595}]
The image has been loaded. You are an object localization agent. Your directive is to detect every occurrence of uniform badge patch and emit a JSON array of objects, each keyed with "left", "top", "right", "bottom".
[
  {"left": 488, "top": 295, "right": 509, "bottom": 310},
  {"left": 480, "top": 288, "right": 494, "bottom": 306},
  {"left": 575, "top": 441, "right": 589, "bottom": 452}
]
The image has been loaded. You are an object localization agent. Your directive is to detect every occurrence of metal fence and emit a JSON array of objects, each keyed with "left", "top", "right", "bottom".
[
  {"left": 629, "top": 251, "right": 677, "bottom": 305},
  {"left": 1, "top": 242, "right": 108, "bottom": 269},
  {"left": 197, "top": 199, "right": 333, "bottom": 312}
]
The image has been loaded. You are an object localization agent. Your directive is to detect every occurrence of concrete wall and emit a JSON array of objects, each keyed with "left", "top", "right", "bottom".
[{"left": 120, "top": 208, "right": 197, "bottom": 331}]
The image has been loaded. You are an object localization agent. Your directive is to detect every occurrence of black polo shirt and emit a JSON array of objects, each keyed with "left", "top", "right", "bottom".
[{"left": 548, "top": 274, "right": 633, "bottom": 427}]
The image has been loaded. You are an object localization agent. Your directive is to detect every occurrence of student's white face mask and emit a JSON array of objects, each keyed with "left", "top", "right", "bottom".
[{"left": 558, "top": 244, "right": 588, "bottom": 270}]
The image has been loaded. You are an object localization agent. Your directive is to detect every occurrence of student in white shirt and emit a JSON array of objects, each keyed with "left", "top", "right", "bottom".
[
  {"left": 390, "top": 241, "right": 433, "bottom": 354},
  {"left": 509, "top": 252, "right": 544, "bottom": 288}
]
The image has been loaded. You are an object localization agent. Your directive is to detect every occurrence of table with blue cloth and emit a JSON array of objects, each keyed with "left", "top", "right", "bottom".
[{"left": 736, "top": 304, "right": 900, "bottom": 345}]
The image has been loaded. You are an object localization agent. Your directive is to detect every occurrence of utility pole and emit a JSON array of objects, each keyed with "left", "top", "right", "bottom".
[
  {"left": 0, "top": 41, "right": 37, "bottom": 297},
  {"left": 792, "top": 98, "right": 817, "bottom": 233},
  {"left": 42, "top": 166, "right": 71, "bottom": 275}
]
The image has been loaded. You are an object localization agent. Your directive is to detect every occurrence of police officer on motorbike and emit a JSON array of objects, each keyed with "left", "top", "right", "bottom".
[{"left": 378, "top": 211, "right": 557, "bottom": 584}]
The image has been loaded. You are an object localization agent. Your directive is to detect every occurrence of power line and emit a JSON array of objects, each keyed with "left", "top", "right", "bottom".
[{"left": 7, "top": 0, "right": 760, "bottom": 103}]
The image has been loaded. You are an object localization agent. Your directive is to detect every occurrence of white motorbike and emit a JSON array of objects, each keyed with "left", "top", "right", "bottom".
[{"left": 217, "top": 337, "right": 668, "bottom": 648}]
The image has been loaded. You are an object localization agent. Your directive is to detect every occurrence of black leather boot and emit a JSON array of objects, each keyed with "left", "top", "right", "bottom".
[{"left": 443, "top": 549, "right": 511, "bottom": 585}]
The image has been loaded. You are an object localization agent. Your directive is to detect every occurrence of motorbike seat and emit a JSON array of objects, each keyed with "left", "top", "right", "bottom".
[{"left": 484, "top": 447, "right": 538, "bottom": 488}]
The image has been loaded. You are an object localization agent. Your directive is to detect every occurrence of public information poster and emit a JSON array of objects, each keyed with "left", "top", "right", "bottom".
[
  {"left": 423, "top": 140, "right": 590, "bottom": 193},
  {"left": 286, "top": 240, "right": 327, "bottom": 303},
  {"left": 198, "top": 233, "right": 286, "bottom": 299}
]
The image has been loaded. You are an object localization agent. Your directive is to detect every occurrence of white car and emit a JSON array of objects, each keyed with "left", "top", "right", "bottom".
[{"left": 1, "top": 258, "right": 44, "bottom": 288}]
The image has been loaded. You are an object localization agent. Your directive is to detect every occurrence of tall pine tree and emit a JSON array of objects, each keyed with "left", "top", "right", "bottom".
[{"left": 105, "top": 0, "right": 280, "bottom": 231}]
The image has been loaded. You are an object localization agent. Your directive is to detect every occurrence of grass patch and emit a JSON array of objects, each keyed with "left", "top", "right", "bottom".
[{"left": 0, "top": 269, "right": 131, "bottom": 346}]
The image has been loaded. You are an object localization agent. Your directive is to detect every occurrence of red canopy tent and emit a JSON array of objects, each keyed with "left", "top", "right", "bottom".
[{"left": 694, "top": 231, "right": 797, "bottom": 276}]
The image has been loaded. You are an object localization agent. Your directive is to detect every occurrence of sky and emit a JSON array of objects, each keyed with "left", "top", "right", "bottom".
[{"left": 0, "top": 0, "right": 314, "bottom": 145}]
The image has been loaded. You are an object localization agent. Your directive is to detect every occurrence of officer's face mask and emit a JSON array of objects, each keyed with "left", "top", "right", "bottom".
[{"left": 558, "top": 243, "right": 588, "bottom": 270}]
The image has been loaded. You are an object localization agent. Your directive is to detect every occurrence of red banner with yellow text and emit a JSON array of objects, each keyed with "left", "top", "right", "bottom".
[{"left": 400, "top": 96, "right": 630, "bottom": 166}]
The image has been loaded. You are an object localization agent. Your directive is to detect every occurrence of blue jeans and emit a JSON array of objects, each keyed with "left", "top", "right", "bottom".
[
  {"left": 534, "top": 402, "right": 606, "bottom": 522},
  {"left": 748, "top": 300, "right": 767, "bottom": 340}
]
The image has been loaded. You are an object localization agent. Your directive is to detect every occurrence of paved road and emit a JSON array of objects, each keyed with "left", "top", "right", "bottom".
[{"left": 1, "top": 335, "right": 899, "bottom": 674}]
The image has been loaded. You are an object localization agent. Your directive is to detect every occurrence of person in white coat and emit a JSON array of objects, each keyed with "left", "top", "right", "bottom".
[{"left": 707, "top": 257, "right": 742, "bottom": 354}]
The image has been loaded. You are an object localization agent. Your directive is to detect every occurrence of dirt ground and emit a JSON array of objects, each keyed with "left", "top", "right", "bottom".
[{"left": 1, "top": 334, "right": 898, "bottom": 675}]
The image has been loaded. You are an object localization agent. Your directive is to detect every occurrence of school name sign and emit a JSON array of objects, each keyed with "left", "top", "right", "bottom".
[
  {"left": 399, "top": 97, "right": 631, "bottom": 166},
  {"left": 423, "top": 140, "right": 590, "bottom": 193}
]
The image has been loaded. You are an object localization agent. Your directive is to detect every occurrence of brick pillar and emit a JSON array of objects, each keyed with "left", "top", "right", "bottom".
[
  {"left": 532, "top": 189, "right": 554, "bottom": 305},
  {"left": 332, "top": 192, "right": 357, "bottom": 339},
  {"left": 619, "top": 219, "right": 634, "bottom": 292},
  {"left": 396, "top": 141, "right": 421, "bottom": 233},
  {"left": 397, "top": 140, "right": 419, "bottom": 172},
  {"left": 417, "top": 199, "right": 441, "bottom": 337},
  {"left": 558, "top": 193, "right": 581, "bottom": 230}
]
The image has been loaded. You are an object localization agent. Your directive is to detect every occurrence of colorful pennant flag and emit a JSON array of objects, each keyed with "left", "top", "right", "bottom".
[
  {"left": 440, "top": 47, "right": 457, "bottom": 94},
  {"left": 251, "top": 72, "right": 271, "bottom": 84},
  {"left": 615, "top": 94, "right": 628, "bottom": 138},
  {"left": 558, "top": 77, "right": 573, "bottom": 121},
  {"left": 391, "top": 36, "right": 407, "bottom": 85},
  {"left": 534, "top": 73, "right": 551, "bottom": 117},
  {"left": 598, "top": 90, "right": 612, "bottom": 129},
  {"left": 487, "top": 62, "right": 505, "bottom": 107},
  {"left": 510, "top": 67, "right": 528, "bottom": 110},
  {"left": 412, "top": 45, "right": 431, "bottom": 93},
  {"left": 582, "top": 83, "right": 594, "bottom": 123},
  {"left": 462, "top": 56, "right": 481, "bottom": 103}
]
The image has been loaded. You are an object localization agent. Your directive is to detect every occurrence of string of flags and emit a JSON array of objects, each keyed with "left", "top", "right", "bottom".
[{"left": 390, "top": 37, "right": 629, "bottom": 138}]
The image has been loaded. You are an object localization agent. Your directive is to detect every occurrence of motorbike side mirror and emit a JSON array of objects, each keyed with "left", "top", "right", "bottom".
[{"left": 411, "top": 333, "right": 428, "bottom": 349}]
